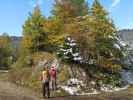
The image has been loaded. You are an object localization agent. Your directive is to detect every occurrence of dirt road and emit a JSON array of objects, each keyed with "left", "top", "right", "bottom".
[
  {"left": 0, "top": 80, "right": 133, "bottom": 100},
  {"left": 0, "top": 81, "right": 40, "bottom": 100}
]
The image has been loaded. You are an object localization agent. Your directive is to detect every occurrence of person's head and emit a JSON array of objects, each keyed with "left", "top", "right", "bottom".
[{"left": 51, "top": 66, "right": 55, "bottom": 70}]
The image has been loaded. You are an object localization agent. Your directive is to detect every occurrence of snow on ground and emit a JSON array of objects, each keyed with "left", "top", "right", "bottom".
[
  {"left": 79, "top": 89, "right": 100, "bottom": 95},
  {"left": 100, "top": 85, "right": 129, "bottom": 92},
  {"left": 60, "top": 85, "right": 100, "bottom": 95},
  {"left": 60, "top": 78, "right": 130, "bottom": 96},
  {"left": 61, "top": 85, "right": 129, "bottom": 95},
  {"left": 60, "top": 86, "right": 80, "bottom": 95}
]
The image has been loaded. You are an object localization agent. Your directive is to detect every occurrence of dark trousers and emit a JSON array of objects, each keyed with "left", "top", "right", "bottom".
[{"left": 42, "top": 81, "right": 50, "bottom": 98}]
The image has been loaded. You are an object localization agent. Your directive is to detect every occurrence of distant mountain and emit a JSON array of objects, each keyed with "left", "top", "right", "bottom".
[
  {"left": 10, "top": 36, "right": 21, "bottom": 60},
  {"left": 118, "top": 29, "right": 133, "bottom": 48},
  {"left": 11, "top": 36, "right": 21, "bottom": 49}
]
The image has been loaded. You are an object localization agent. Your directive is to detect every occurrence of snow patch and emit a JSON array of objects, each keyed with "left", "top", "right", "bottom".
[
  {"left": 100, "top": 84, "right": 129, "bottom": 92},
  {"left": 61, "top": 86, "right": 80, "bottom": 95},
  {"left": 79, "top": 90, "right": 100, "bottom": 95},
  {"left": 114, "top": 43, "right": 121, "bottom": 50},
  {"left": 72, "top": 53, "right": 79, "bottom": 57},
  {"left": 60, "top": 78, "right": 130, "bottom": 96},
  {"left": 74, "top": 57, "right": 82, "bottom": 61},
  {"left": 119, "top": 40, "right": 127, "bottom": 47}
]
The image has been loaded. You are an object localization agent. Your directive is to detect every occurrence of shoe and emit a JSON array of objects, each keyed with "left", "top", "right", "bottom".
[{"left": 43, "top": 96, "right": 46, "bottom": 99}]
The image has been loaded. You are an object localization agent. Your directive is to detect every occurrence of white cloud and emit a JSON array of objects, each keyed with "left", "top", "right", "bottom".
[{"left": 111, "top": 0, "right": 121, "bottom": 7}]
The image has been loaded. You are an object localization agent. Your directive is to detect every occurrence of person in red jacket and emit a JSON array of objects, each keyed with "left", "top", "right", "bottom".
[{"left": 49, "top": 66, "right": 57, "bottom": 91}]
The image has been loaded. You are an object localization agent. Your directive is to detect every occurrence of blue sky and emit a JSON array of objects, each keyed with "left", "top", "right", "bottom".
[{"left": 0, "top": 0, "right": 133, "bottom": 36}]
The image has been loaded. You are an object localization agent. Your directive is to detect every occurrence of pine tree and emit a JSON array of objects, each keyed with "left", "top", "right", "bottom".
[
  {"left": 54, "top": 0, "right": 89, "bottom": 19},
  {"left": 22, "top": 5, "right": 47, "bottom": 53},
  {"left": 49, "top": 0, "right": 89, "bottom": 50},
  {"left": 90, "top": 0, "right": 124, "bottom": 71},
  {"left": 91, "top": 0, "right": 108, "bottom": 20},
  {"left": 91, "top": 0, "right": 115, "bottom": 37},
  {"left": 57, "top": 37, "right": 82, "bottom": 63}
]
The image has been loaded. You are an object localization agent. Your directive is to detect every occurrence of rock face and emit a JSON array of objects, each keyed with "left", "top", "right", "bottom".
[
  {"left": 118, "top": 29, "right": 133, "bottom": 84},
  {"left": 120, "top": 70, "right": 133, "bottom": 85},
  {"left": 118, "top": 29, "right": 133, "bottom": 48},
  {"left": 118, "top": 29, "right": 133, "bottom": 66}
]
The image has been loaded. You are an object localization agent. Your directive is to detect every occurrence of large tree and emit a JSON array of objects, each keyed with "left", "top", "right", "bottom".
[
  {"left": 91, "top": 0, "right": 108, "bottom": 20},
  {"left": 57, "top": 5, "right": 125, "bottom": 87},
  {"left": 46, "top": 0, "right": 89, "bottom": 49},
  {"left": 54, "top": 0, "right": 89, "bottom": 19},
  {"left": 59, "top": 0, "right": 125, "bottom": 72},
  {"left": 22, "top": 5, "right": 47, "bottom": 54},
  {"left": 90, "top": 0, "right": 123, "bottom": 71},
  {"left": 91, "top": 0, "right": 115, "bottom": 36}
]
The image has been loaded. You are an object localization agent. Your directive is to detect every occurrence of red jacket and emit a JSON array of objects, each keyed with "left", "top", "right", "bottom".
[{"left": 49, "top": 68, "right": 56, "bottom": 79}]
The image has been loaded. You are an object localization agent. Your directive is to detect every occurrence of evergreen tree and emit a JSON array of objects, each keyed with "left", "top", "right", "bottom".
[
  {"left": 90, "top": 0, "right": 124, "bottom": 71},
  {"left": 43, "top": 17, "right": 65, "bottom": 51},
  {"left": 57, "top": 37, "right": 82, "bottom": 63},
  {"left": 91, "top": 0, "right": 115, "bottom": 37},
  {"left": 60, "top": 0, "right": 125, "bottom": 71},
  {"left": 49, "top": 0, "right": 89, "bottom": 49},
  {"left": 22, "top": 5, "right": 47, "bottom": 53},
  {"left": 53, "top": 0, "right": 89, "bottom": 22},
  {"left": 61, "top": 15, "right": 125, "bottom": 86},
  {"left": 91, "top": 0, "right": 108, "bottom": 20}
]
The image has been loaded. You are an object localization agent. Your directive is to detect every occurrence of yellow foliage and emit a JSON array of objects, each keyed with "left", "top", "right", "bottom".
[
  {"left": 0, "top": 36, "right": 10, "bottom": 47},
  {"left": 96, "top": 56, "right": 121, "bottom": 71},
  {"left": 32, "top": 52, "right": 55, "bottom": 65},
  {"left": 21, "top": 36, "right": 33, "bottom": 49}
]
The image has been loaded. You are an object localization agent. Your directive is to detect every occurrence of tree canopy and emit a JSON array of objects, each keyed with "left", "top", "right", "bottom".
[{"left": 22, "top": 5, "right": 47, "bottom": 54}]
